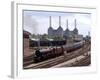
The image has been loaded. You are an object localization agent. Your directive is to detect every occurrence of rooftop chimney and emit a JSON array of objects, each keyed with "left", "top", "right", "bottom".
[
  {"left": 59, "top": 16, "right": 61, "bottom": 27},
  {"left": 75, "top": 19, "right": 77, "bottom": 28},
  {"left": 49, "top": 16, "right": 52, "bottom": 27},
  {"left": 66, "top": 19, "right": 68, "bottom": 29}
]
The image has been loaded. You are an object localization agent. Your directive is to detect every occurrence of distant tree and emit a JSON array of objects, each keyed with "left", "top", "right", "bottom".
[
  {"left": 40, "top": 34, "right": 48, "bottom": 41},
  {"left": 53, "top": 36, "right": 64, "bottom": 41},
  {"left": 31, "top": 34, "right": 36, "bottom": 38}
]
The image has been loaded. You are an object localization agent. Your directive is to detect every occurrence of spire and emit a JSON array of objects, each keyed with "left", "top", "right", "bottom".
[
  {"left": 59, "top": 16, "right": 61, "bottom": 27},
  {"left": 49, "top": 16, "right": 52, "bottom": 27},
  {"left": 75, "top": 19, "right": 77, "bottom": 28},
  {"left": 66, "top": 19, "right": 68, "bottom": 29}
]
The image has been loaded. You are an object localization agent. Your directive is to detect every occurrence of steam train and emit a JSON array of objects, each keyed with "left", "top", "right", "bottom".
[{"left": 34, "top": 41, "right": 84, "bottom": 63}]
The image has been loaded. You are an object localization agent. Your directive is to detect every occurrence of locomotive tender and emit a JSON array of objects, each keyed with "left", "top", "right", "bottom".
[{"left": 34, "top": 41, "right": 84, "bottom": 63}]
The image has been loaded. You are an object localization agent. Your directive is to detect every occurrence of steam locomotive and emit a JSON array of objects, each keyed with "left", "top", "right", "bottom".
[{"left": 34, "top": 41, "right": 84, "bottom": 63}]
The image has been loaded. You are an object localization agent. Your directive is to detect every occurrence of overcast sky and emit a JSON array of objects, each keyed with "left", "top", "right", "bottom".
[{"left": 23, "top": 10, "right": 91, "bottom": 37}]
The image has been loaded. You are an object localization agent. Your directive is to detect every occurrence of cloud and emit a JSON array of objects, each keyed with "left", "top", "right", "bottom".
[
  {"left": 23, "top": 10, "right": 91, "bottom": 36},
  {"left": 24, "top": 13, "right": 38, "bottom": 34},
  {"left": 74, "top": 14, "right": 91, "bottom": 25}
]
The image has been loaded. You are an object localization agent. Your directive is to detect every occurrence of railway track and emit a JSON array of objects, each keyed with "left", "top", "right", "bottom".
[
  {"left": 72, "top": 55, "right": 91, "bottom": 66},
  {"left": 52, "top": 52, "right": 90, "bottom": 67},
  {"left": 24, "top": 43, "right": 90, "bottom": 69},
  {"left": 23, "top": 42, "right": 84, "bottom": 66}
]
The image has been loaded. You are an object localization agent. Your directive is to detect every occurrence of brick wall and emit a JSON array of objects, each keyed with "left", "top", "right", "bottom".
[{"left": 23, "top": 38, "right": 30, "bottom": 57}]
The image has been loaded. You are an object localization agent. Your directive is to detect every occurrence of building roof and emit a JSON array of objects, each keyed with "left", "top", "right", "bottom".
[
  {"left": 48, "top": 26, "right": 53, "bottom": 30},
  {"left": 57, "top": 26, "right": 63, "bottom": 31},
  {"left": 73, "top": 28, "right": 78, "bottom": 33},
  {"left": 65, "top": 28, "right": 69, "bottom": 32},
  {"left": 23, "top": 30, "right": 31, "bottom": 38}
]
